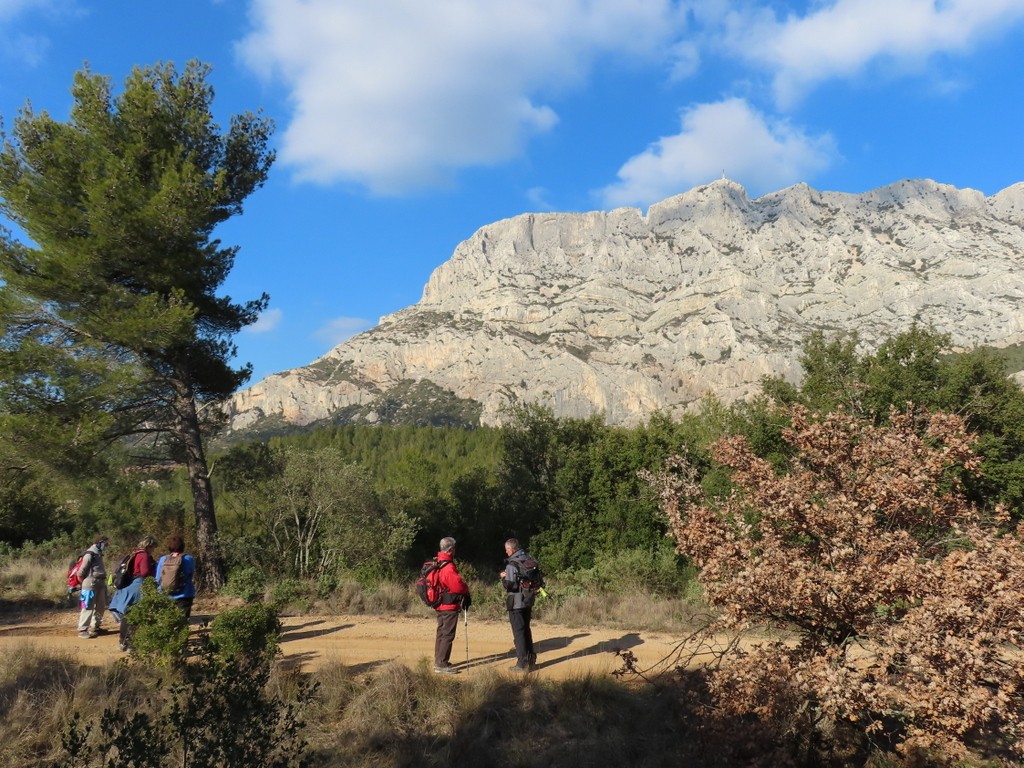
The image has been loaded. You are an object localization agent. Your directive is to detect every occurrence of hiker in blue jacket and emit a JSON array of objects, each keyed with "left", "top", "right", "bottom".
[
  {"left": 156, "top": 534, "right": 197, "bottom": 618},
  {"left": 500, "top": 538, "right": 537, "bottom": 672}
]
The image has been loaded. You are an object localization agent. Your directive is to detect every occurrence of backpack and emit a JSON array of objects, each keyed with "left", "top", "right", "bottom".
[
  {"left": 110, "top": 550, "right": 139, "bottom": 590},
  {"left": 159, "top": 553, "right": 185, "bottom": 595},
  {"left": 415, "top": 558, "right": 451, "bottom": 608},
  {"left": 516, "top": 556, "right": 545, "bottom": 592},
  {"left": 66, "top": 551, "right": 89, "bottom": 591}
]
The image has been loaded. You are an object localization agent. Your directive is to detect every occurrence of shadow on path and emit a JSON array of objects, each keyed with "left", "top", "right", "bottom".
[
  {"left": 280, "top": 621, "right": 353, "bottom": 643},
  {"left": 534, "top": 632, "right": 643, "bottom": 671}
]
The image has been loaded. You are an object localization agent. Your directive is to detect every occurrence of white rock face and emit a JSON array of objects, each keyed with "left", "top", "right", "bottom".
[{"left": 225, "top": 178, "right": 1024, "bottom": 430}]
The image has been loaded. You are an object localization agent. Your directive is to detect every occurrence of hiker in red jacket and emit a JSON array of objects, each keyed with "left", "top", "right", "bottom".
[{"left": 433, "top": 536, "right": 471, "bottom": 674}]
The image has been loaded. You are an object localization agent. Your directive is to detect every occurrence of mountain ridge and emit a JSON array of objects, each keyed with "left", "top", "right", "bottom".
[{"left": 225, "top": 178, "right": 1024, "bottom": 434}]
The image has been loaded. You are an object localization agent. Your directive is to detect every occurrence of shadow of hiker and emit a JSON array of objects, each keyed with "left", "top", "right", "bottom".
[
  {"left": 534, "top": 632, "right": 643, "bottom": 671},
  {"left": 280, "top": 622, "right": 353, "bottom": 643},
  {"left": 534, "top": 633, "right": 589, "bottom": 654},
  {"left": 449, "top": 651, "right": 512, "bottom": 672},
  {"left": 448, "top": 634, "right": 592, "bottom": 672}
]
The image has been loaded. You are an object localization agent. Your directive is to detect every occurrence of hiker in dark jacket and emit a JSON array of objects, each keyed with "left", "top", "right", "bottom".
[
  {"left": 433, "top": 536, "right": 470, "bottom": 674},
  {"left": 76, "top": 536, "right": 109, "bottom": 639},
  {"left": 156, "top": 534, "right": 196, "bottom": 618},
  {"left": 108, "top": 535, "right": 157, "bottom": 652},
  {"left": 500, "top": 538, "right": 537, "bottom": 672}
]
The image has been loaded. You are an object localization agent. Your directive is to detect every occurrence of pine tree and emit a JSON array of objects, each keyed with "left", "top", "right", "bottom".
[{"left": 0, "top": 61, "right": 274, "bottom": 587}]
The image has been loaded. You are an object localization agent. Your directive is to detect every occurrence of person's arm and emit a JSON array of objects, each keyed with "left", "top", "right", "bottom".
[
  {"left": 77, "top": 551, "right": 92, "bottom": 581},
  {"left": 501, "top": 561, "right": 520, "bottom": 592}
]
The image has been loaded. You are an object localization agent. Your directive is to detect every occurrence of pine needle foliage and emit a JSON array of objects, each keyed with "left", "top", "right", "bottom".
[{"left": 0, "top": 61, "right": 274, "bottom": 584}]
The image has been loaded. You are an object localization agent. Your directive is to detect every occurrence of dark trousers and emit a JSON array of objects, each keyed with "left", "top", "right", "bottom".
[
  {"left": 508, "top": 607, "right": 534, "bottom": 666},
  {"left": 435, "top": 609, "right": 460, "bottom": 667},
  {"left": 173, "top": 596, "right": 194, "bottom": 619},
  {"left": 119, "top": 619, "right": 135, "bottom": 648}
]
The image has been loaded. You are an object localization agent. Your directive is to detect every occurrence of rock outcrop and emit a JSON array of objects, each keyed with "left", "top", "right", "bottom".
[{"left": 225, "top": 178, "right": 1024, "bottom": 433}]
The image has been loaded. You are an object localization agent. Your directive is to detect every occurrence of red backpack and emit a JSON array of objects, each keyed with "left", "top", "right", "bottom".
[
  {"left": 66, "top": 551, "right": 89, "bottom": 591},
  {"left": 415, "top": 559, "right": 450, "bottom": 608}
]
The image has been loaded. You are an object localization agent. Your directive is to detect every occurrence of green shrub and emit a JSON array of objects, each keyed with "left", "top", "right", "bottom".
[
  {"left": 125, "top": 580, "right": 190, "bottom": 666},
  {"left": 270, "top": 578, "right": 314, "bottom": 612},
  {"left": 222, "top": 564, "right": 266, "bottom": 603},
  {"left": 208, "top": 602, "right": 281, "bottom": 663},
  {"left": 559, "top": 545, "right": 697, "bottom": 596}
]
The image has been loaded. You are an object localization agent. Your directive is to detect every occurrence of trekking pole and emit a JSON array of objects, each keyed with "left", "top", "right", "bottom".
[{"left": 463, "top": 607, "right": 469, "bottom": 662}]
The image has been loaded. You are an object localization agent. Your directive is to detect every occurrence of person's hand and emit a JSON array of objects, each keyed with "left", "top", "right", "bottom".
[{"left": 499, "top": 570, "right": 506, "bottom": 579}]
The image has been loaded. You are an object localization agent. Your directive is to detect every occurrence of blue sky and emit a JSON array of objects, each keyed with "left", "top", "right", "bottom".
[{"left": 2, "top": 0, "right": 1023, "bottom": 384}]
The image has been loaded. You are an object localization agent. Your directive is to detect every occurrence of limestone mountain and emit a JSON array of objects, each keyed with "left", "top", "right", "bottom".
[{"left": 225, "top": 178, "right": 1024, "bottom": 434}]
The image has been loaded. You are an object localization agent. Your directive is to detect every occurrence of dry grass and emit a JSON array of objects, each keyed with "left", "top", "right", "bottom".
[
  {"left": 0, "top": 640, "right": 988, "bottom": 767},
  {"left": 537, "top": 590, "right": 710, "bottom": 634},
  {"left": 0, "top": 644, "right": 157, "bottom": 767},
  {"left": 303, "top": 660, "right": 706, "bottom": 768},
  {"left": 0, "top": 559, "right": 69, "bottom": 608}
]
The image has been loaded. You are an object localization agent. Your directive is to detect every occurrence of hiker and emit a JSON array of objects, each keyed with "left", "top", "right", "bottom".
[
  {"left": 108, "top": 535, "right": 158, "bottom": 652},
  {"left": 156, "top": 534, "right": 196, "bottom": 618},
  {"left": 432, "top": 536, "right": 471, "bottom": 674},
  {"left": 76, "top": 535, "right": 110, "bottom": 639},
  {"left": 500, "top": 538, "right": 538, "bottom": 672}
]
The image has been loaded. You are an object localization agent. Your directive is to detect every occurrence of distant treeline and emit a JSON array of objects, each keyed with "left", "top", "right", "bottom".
[{"left": 3, "top": 328, "right": 1023, "bottom": 596}]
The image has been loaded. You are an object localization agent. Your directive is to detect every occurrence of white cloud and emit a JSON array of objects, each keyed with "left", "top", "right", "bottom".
[
  {"left": 314, "top": 316, "right": 372, "bottom": 347},
  {"left": 599, "top": 97, "right": 836, "bottom": 207},
  {"left": 525, "top": 186, "right": 555, "bottom": 211},
  {"left": 0, "top": 0, "right": 38, "bottom": 22},
  {"left": 1, "top": 1, "right": 84, "bottom": 66},
  {"left": 238, "top": 0, "right": 685, "bottom": 194},
  {"left": 245, "top": 307, "right": 283, "bottom": 334},
  {"left": 725, "top": 0, "right": 1024, "bottom": 106}
]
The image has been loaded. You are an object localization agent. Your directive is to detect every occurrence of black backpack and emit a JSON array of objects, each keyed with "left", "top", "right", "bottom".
[
  {"left": 415, "top": 559, "right": 451, "bottom": 608},
  {"left": 110, "top": 550, "right": 140, "bottom": 590},
  {"left": 516, "top": 556, "right": 545, "bottom": 592}
]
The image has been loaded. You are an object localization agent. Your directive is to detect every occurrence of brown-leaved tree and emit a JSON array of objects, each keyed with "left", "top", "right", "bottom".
[{"left": 646, "top": 406, "right": 1024, "bottom": 764}]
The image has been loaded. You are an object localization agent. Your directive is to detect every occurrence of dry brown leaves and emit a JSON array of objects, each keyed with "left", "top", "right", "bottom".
[{"left": 647, "top": 406, "right": 1024, "bottom": 763}]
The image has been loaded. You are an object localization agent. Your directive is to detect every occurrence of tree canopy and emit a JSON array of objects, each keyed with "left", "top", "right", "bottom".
[{"left": 0, "top": 61, "right": 274, "bottom": 585}]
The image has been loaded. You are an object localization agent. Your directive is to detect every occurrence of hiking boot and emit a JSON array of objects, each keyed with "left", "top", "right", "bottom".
[
  {"left": 509, "top": 663, "right": 530, "bottom": 673},
  {"left": 434, "top": 665, "right": 456, "bottom": 675},
  {"left": 77, "top": 631, "right": 92, "bottom": 639},
  {"left": 118, "top": 643, "right": 129, "bottom": 653}
]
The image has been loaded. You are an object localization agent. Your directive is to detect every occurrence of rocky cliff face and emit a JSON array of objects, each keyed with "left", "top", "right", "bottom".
[{"left": 225, "top": 178, "right": 1024, "bottom": 432}]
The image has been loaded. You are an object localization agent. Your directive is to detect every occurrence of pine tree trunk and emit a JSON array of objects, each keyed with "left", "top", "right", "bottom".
[{"left": 174, "top": 381, "right": 226, "bottom": 591}]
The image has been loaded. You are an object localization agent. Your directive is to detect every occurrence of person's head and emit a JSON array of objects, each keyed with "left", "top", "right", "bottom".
[
  {"left": 94, "top": 535, "right": 109, "bottom": 551},
  {"left": 167, "top": 534, "right": 185, "bottom": 553},
  {"left": 138, "top": 535, "right": 158, "bottom": 552},
  {"left": 439, "top": 536, "right": 456, "bottom": 553},
  {"left": 504, "top": 538, "right": 520, "bottom": 556}
]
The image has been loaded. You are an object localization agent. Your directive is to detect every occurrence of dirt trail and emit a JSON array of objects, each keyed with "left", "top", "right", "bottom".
[{"left": 0, "top": 605, "right": 685, "bottom": 679}]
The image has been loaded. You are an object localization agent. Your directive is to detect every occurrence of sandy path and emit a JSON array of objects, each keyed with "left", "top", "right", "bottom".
[{"left": 0, "top": 606, "right": 684, "bottom": 679}]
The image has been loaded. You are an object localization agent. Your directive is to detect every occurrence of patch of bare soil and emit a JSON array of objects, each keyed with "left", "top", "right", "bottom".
[{"left": 0, "top": 602, "right": 684, "bottom": 679}]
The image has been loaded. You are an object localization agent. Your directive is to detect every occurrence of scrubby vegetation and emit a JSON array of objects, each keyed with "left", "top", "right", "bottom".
[{"left": 2, "top": 327, "right": 1024, "bottom": 765}]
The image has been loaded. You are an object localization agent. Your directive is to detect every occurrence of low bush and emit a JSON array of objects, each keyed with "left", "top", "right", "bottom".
[
  {"left": 221, "top": 564, "right": 266, "bottom": 603},
  {"left": 125, "top": 579, "right": 190, "bottom": 666},
  {"left": 270, "top": 577, "right": 314, "bottom": 613},
  {"left": 208, "top": 601, "right": 282, "bottom": 663}
]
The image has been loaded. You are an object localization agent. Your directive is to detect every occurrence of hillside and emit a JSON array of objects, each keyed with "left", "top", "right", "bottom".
[{"left": 225, "top": 178, "right": 1024, "bottom": 435}]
